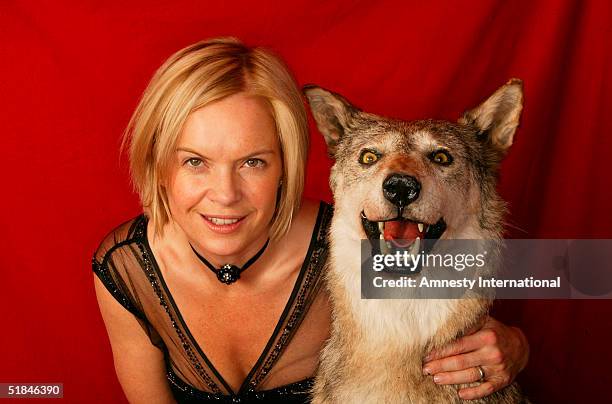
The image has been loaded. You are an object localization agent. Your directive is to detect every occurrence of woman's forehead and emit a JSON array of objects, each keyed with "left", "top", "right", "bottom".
[{"left": 177, "top": 93, "right": 280, "bottom": 155}]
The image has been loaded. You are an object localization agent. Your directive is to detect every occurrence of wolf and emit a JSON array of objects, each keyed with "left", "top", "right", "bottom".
[{"left": 304, "top": 80, "right": 525, "bottom": 403}]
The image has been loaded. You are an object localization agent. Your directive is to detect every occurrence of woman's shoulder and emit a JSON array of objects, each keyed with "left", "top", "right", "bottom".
[
  {"left": 91, "top": 214, "right": 154, "bottom": 323},
  {"left": 93, "top": 214, "right": 148, "bottom": 264},
  {"left": 287, "top": 199, "right": 333, "bottom": 243},
  {"left": 294, "top": 198, "right": 331, "bottom": 224}
]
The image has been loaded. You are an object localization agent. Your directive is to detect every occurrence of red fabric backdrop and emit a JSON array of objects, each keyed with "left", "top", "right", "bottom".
[{"left": 1, "top": 1, "right": 610, "bottom": 402}]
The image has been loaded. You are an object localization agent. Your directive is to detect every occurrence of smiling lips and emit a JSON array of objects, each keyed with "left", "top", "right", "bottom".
[{"left": 202, "top": 214, "right": 246, "bottom": 233}]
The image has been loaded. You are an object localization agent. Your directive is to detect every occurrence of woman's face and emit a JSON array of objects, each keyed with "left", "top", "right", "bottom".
[{"left": 166, "top": 92, "right": 283, "bottom": 264}]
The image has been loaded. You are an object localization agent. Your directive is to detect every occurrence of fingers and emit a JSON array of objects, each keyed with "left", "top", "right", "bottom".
[
  {"left": 424, "top": 332, "right": 484, "bottom": 362},
  {"left": 421, "top": 316, "right": 525, "bottom": 400},
  {"left": 423, "top": 351, "right": 482, "bottom": 375},
  {"left": 424, "top": 316, "right": 495, "bottom": 362},
  {"left": 430, "top": 364, "right": 510, "bottom": 400},
  {"left": 431, "top": 366, "right": 485, "bottom": 385},
  {"left": 458, "top": 382, "right": 496, "bottom": 400}
]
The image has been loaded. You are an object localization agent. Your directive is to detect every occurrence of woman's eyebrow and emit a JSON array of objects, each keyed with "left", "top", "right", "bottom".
[
  {"left": 176, "top": 147, "right": 276, "bottom": 160},
  {"left": 176, "top": 147, "right": 205, "bottom": 157},
  {"left": 236, "top": 149, "right": 275, "bottom": 160}
]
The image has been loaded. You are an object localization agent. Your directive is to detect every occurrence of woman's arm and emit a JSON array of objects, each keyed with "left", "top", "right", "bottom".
[
  {"left": 422, "top": 316, "right": 529, "bottom": 400},
  {"left": 93, "top": 276, "right": 177, "bottom": 404}
]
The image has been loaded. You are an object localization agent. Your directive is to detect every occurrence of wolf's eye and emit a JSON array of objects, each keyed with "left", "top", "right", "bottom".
[
  {"left": 359, "top": 150, "right": 379, "bottom": 165},
  {"left": 429, "top": 150, "right": 453, "bottom": 166}
]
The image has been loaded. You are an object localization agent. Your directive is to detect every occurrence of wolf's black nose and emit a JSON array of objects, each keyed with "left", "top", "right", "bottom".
[{"left": 382, "top": 174, "right": 421, "bottom": 207}]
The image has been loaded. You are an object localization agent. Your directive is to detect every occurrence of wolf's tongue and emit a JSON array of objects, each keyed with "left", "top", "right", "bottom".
[{"left": 384, "top": 220, "right": 420, "bottom": 247}]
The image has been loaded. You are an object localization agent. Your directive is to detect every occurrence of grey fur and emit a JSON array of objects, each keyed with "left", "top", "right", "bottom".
[{"left": 305, "top": 80, "right": 527, "bottom": 403}]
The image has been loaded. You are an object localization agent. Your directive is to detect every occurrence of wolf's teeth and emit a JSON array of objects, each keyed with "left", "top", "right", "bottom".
[
  {"left": 378, "top": 222, "right": 384, "bottom": 234},
  {"left": 418, "top": 223, "right": 424, "bottom": 232},
  {"left": 381, "top": 239, "right": 390, "bottom": 255},
  {"left": 411, "top": 237, "right": 421, "bottom": 257}
]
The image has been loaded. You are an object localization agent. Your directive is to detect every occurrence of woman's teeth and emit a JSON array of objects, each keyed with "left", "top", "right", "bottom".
[{"left": 208, "top": 217, "right": 240, "bottom": 225}]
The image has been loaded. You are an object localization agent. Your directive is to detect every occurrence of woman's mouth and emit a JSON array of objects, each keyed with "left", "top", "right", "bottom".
[{"left": 202, "top": 214, "right": 246, "bottom": 233}]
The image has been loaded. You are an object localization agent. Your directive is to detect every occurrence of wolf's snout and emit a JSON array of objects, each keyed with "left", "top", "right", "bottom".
[{"left": 382, "top": 174, "right": 421, "bottom": 207}]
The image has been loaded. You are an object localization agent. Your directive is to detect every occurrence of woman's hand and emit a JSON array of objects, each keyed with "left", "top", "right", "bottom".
[{"left": 422, "top": 316, "right": 529, "bottom": 400}]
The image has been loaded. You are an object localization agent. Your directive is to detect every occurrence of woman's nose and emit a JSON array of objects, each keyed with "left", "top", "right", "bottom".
[{"left": 208, "top": 169, "right": 241, "bottom": 205}]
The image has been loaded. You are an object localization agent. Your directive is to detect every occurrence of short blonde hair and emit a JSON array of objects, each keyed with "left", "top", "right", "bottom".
[{"left": 124, "top": 38, "right": 309, "bottom": 241}]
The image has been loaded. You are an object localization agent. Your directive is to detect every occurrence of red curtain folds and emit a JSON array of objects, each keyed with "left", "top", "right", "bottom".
[{"left": 1, "top": 1, "right": 610, "bottom": 402}]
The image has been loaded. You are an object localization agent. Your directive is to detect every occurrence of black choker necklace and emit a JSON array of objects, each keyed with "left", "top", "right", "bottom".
[{"left": 190, "top": 239, "right": 270, "bottom": 285}]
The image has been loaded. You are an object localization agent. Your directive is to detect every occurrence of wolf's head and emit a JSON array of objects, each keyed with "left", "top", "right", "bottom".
[{"left": 305, "top": 80, "right": 523, "bottom": 250}]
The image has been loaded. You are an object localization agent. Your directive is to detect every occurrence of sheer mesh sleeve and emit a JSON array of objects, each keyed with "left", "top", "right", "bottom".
[{"left": 92, "top": 216, "right": 165, "bottom": 351}]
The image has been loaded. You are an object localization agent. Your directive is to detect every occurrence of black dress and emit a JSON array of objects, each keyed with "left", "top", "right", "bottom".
[{"left": 92, "top": 202, "right": 333, "bottom": 403}]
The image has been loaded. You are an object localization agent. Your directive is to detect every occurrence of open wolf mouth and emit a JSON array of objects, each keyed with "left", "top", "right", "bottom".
[{"left": 361, "top": 211, "right": 447, "bottom": 273}]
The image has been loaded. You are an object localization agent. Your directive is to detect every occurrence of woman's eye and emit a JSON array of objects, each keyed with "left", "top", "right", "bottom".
[
  {"left": 244, "top": 158, "right": 265, "bottom": 168},
  {"left": 359, "top": 150, "right": 379, "bottom": 165},
  {"left": 429, "top": 150, "right": 453, "bottom": 166},
  {"left": 186, "top": 158, "right": 203, "bottom": 167}
]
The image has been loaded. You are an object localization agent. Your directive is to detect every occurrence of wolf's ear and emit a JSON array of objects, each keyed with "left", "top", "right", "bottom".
[
  {"left": 303, "top": 85, "right": 359, "bottom": 157},
  {"left": 459, "top": 79, "right": 523, "bottom": 154}
]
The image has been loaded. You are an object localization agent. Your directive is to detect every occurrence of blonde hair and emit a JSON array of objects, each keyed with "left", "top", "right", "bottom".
[{"left": 124, "top": 38, "right": 309, "bottom": 241}]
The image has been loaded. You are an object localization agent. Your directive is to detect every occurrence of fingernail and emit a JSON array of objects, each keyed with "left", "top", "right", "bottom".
[
  {"left": 423, "top": 367, "right": 431, "bottom": 376},
  {"left": 433, "top": 375, "right": 442, "bottom": 383}
]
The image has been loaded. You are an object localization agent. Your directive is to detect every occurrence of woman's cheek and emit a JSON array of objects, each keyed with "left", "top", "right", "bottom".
[{"left": 172, "top": 175, "right": 206, "bottom": 208}]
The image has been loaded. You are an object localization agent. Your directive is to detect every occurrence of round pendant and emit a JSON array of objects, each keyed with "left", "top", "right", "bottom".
[{"left": 217, "top": 264, "right": 240, "bottom": 285}]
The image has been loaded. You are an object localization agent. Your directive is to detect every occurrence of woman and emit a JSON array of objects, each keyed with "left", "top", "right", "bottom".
[{"left": 93, "top": 38, "right": 528, "bottom": 403}]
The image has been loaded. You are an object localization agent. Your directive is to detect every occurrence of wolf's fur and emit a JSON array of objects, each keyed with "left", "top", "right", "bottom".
[{"left": 305, "top": 80, "right": 525, "bottom": 403}]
